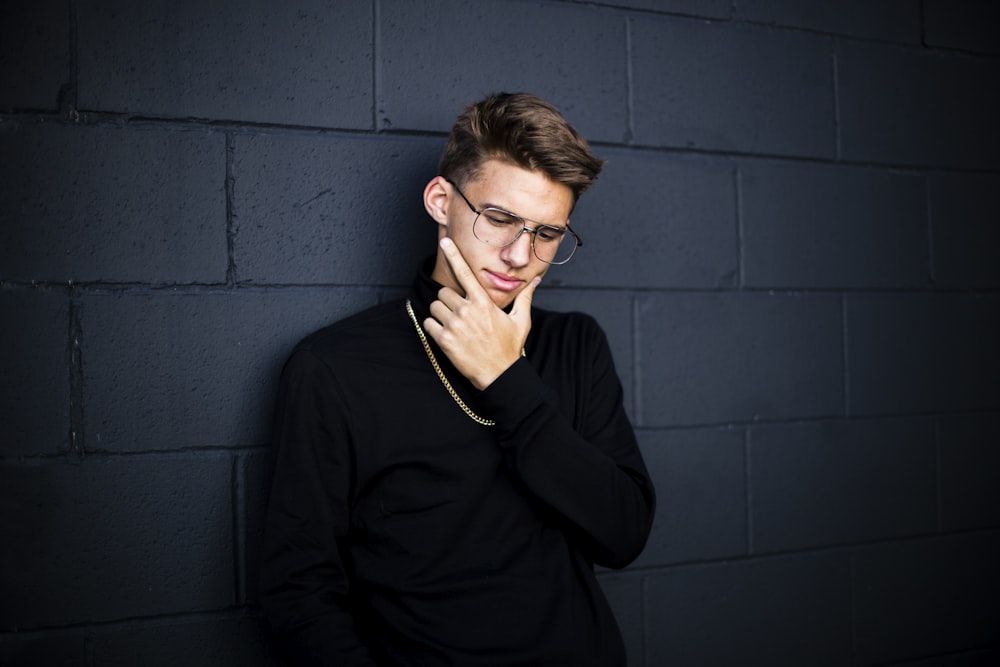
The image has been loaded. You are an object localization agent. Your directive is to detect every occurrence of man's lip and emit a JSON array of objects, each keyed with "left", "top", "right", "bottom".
[{"left": 484, "top": 270, "right": 525, "bottom": 291}]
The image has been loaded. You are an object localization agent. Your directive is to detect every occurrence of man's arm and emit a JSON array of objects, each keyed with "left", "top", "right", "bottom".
[
  {"left": 424, "top": 238, "right": 654, "bottom": 568},
  {"left": 259, "top": 349, "right": 376, "bottom": 666}
]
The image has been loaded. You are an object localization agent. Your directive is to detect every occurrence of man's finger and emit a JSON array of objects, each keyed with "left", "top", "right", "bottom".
[
  {"left": 440, "top": 237, "right": 487, "bottom": 300},
  {"left": 510, "top": 276, "right": 541, "bottom": 323}
]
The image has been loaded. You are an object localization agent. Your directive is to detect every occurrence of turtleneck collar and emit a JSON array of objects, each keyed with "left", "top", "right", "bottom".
[{"left": 407, "top": 255, "right": 520, "bottom": 321}]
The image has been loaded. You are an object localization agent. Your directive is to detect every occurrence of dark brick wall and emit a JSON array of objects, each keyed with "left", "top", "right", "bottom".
[{"left": 2, "top": 1, "right": 997, "bottom": 665}]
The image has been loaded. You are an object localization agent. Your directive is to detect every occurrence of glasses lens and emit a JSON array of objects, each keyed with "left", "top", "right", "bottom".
[{"left": 473, "top": 209, "right": 523, "bottom": 247}]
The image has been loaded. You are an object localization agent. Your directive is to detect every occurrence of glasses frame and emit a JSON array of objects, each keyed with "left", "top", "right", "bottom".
[{"left": 445, "top": 178, "right": 583, "bottom": 265}]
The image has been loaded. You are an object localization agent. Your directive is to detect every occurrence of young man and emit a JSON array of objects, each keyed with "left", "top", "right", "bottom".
[{"left": 260, "top": 93, "right": 655, "bottom": 666}]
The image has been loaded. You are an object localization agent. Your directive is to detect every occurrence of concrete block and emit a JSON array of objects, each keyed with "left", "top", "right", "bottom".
[
  {"left": 232, "top": 133, "right": 440, "bottom": 286},
  {"left": 0, "top": 288, "right": 69, "bottom": 456},
  {"left": 90, "top": 615, "right": 281, "bottom": 667},
  {"left": 924, "top": 0, "right": 1000, "bottom": 55},
  {"left": 838, "top": 41, "right": 1000, "bottom": 169},
  {"left": 734, "top": 0, "right": 922, "bottom": 43},
  {"left": 0, "top": 456, "right": 233, "bottom": 629},
  {"left": 379, "top": 0, "right": 628, "bottom": 143},
  {"left": 0, "top": 635, "right": 86, "bottom": 667},
  {"left": 930, "top": 172, "right": 1000, "bottom": 288},
  {"left": 741, "top": 161, "right": 929, "bottom": 288},
  {"left": 633, "top": 427, "right": 746, "bottom": 567},
  {"left": 80, "top": 287, "right": 378, "bottom": 452},
  {"left": 0, "top": 0, "right": 71, "bottom": 110},
  {"left": 556, "top": 150, "right": 738, "bottom": 289},
  {"left": 854, "top": 532, "right": 1000, "bottom": 664},
  {"left": 597, "top": 572, "right": 644, "bottom": 667},
  {"left": 532, "top": 289, "right": 635, "bottom": 421},
  {"left": 0, "top": 123, "right": 226, "bottom": 284},
  {"left": 631, "top": 17, "right": 836, "bottom": 157},
  {"left": 637, "top": 292, "right": 843, "bottom": 426},
  {"left": 749, "top": 418, "right": 937, "bottom": 552},
  {"left": 846, "top": 294, "right": 1000, "bottom": 416},
  {"left": 77, "top": 0, "right": 372, "bottom": 128},
  {"left": 645, "top": 555, "right": 853, "bottom": 665},
  {"left": 939, "top": 414, "right": 1000, "bottom": 532}
]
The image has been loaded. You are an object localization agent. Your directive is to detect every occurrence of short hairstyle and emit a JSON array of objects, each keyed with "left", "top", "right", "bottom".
[{"left": 438, "top": 92, "right": 605, "bottom": 203}]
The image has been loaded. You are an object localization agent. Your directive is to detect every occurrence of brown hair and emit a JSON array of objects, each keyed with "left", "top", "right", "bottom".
[{"left": 438, "top": 93, "right": 605, "bottom": 203}]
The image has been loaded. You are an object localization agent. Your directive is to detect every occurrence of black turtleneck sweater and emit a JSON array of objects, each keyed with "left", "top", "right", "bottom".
[{"left": 259, "top": 260, "right": 655, "bottom": 666}]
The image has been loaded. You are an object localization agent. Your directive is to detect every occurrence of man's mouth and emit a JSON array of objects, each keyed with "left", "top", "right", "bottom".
[{"left": 484, "top": 270, "right": 524, "bottom": 292}]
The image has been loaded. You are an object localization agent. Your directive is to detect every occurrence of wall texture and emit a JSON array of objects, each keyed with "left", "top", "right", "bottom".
[{"left": 2, "top": 1, "right": 998, "bottom": 665}]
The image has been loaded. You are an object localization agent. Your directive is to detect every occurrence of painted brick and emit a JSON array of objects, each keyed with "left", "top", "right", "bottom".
[
  {"left": 0, "top": 0, "right": 70, "bottom": 110},
  {"left": 645, "top": 555, "right": 853, "bottom": 665},
  {"left": 854, "top": 532, "right": 1000, "bottom": 664},
  {"left": 734, "top": 0, "right": 922, "bottom": 43},
  {"left": 929, "top": 172, "right": 1000, "bottom": 289},
  {"left": 0, "top": 288, "right": 69, "bottom": 456},
  {"left": 939, "top": 414, "right": 1000, "bottom": 532},
  {"left": 0, "top": 123, "right": 226, "bottom": 284},
  {"left": 633, "top": 427, "right": 746, "bottom": 567},
  {"left": 232, "top": 133, "right": 440, "bottom": 286},
  {"left": 598, "top": 0, "right": 731, "bottom": 19},
  {"left": 924, "top": 0, "right": 1000, "bottom": 55},
  {"left": 741, "top": 161, "right": 929, "bottom": 288},
  {"left": 80, "top": 288, "right": 378, "bottom": 452},
  {"left": 838, "top": 41, "right": 1000, "bottom": 169},
  {"left": 77, "top": 0, "right": 372, "bottom": 128},
  {"left": 597, "top": 572, "right": 644, "bottom": 667},
  {"left": 631, "top": 17, "right": 836, "bottom": 157},
  {"left": 637, "top": 292, "right": 843, "bottom": 426},
  {"left": 0, "top": 635, "right": 86, "bottom": 667},
  {"left": 846, "top": 294, "right": 1000, "bottom": 416},
  {"left": 556, "top": 150, "right": 738, "bottom": 289},
  {"left": 749, "top": 418, "right": 937, "bottom": 553},
  {"left": 379, "top": 0, "right": 628, "bottom": 143},
  {"left": 532, "top": 289, "right": 635, "bottom": 420},
  {"left": 0, "top": 456, "right": 233, "bottom": 629},
  {"left": 90, "top": 616, "right": 281, "bottom": 667}
]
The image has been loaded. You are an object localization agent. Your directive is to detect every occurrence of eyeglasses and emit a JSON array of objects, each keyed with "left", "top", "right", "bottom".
[{"left": 446, "top": 179, "right": 582, "bottom": 265}]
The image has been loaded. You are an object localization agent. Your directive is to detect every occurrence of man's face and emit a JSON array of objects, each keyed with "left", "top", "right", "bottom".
[{"left": 431, "top": 160, "right": 575, "bottom": 309}]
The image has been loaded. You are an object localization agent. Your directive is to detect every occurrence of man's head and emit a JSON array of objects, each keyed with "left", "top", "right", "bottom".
[
  {"left": 425, "top": 93, "right": 603, "bottom": 308},
  {"left": 437, "top": 93, "right": 604, "bottom": 204}
]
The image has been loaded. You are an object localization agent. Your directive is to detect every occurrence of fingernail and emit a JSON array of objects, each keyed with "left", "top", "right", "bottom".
[{"left": 440, "top": 237, "right": 453, "bottom": 248}]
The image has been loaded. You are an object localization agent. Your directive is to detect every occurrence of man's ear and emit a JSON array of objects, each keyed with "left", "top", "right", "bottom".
[{"left": 423, "top": 176, "right": 451, "bottom": 226}]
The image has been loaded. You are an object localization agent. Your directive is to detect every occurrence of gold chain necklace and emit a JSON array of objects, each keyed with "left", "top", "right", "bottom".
[{"left": 405, "top": 299, "right": 496, "bottom": 427}]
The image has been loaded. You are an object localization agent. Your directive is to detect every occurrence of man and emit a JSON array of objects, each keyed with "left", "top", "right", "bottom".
[{"left": 260, "top": 93, "right": 655, "bottom": 666}]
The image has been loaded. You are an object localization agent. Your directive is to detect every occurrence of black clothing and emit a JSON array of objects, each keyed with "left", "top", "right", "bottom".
[{"left": 260, "top": 260, "right": 655, "bottom": 666}]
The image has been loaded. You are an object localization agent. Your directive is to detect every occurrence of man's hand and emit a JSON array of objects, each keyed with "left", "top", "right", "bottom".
[{"left": 424, "top": 238, "right": 540, "bottom": 390}]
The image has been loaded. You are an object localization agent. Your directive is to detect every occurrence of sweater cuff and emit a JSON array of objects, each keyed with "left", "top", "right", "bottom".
[{"left": 478, "top": 358, "right": 554, "bottom": 437}]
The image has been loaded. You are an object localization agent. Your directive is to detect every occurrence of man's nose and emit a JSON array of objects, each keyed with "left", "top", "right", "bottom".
[{"left": 501, "top": 229, "right": 534, "bottom": 266}]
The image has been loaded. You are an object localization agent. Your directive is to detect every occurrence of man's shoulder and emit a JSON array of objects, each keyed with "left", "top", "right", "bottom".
[{"left": 294, "top": 298, "right": 404, "bottom": 359}]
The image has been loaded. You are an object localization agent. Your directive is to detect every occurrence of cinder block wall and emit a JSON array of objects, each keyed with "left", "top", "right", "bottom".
[{"left": 2, "top": 1, "right": 998, "bottom": 665}]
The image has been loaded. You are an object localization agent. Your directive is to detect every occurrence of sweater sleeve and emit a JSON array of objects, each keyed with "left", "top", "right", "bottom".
[
  {"left": 478, "top": 313, "right": 655, "bottom": 569},
  {"left": 258, "top": 349, "right": 377, "bottom": 666}
]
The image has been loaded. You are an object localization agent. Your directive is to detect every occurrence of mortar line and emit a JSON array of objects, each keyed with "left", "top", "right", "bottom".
[
  {"left": 925, "top": 174, "right": 936, "bottom": 286},
  {"left": 68, "top": 287, "right": 85, "bottom": 455},
  {"left": 744, "top": 427, "right": 753, "bottom": 555},
  {"left": 841, "top": 294, "right": 851, "bottom": 417},
  {"left": 225, "top": 132, "right": 237, "bottom": 287},
  {"left": 734, "top": 166, "right": 745, "bottom": 289},
  {"left": 631, "top": 293, "right": 642, "bottom": 427},
  {"left": 372, "top": 0, "right": 382, "bottom": 130},
  {"left": 624, "top": 15, "right": 635, "bottom": 144},
  {"left": 831, "top": 37, "right": 842, "bottom": 162}
]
